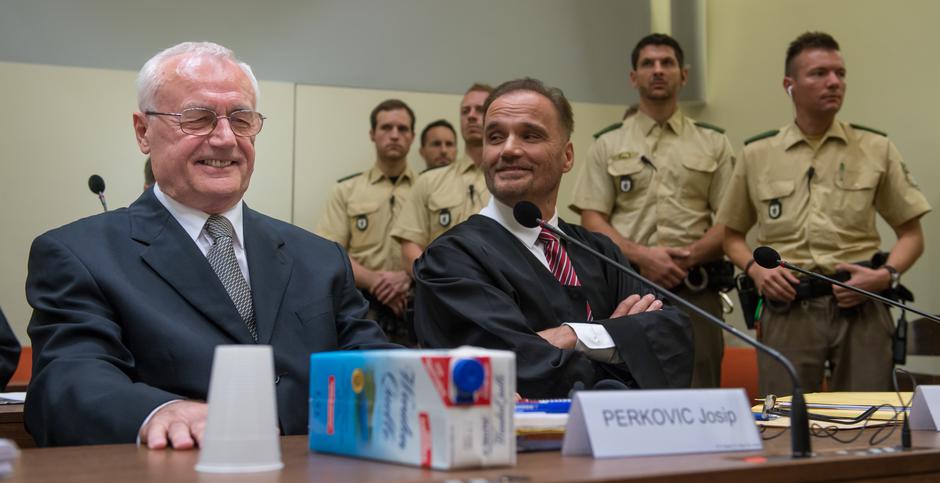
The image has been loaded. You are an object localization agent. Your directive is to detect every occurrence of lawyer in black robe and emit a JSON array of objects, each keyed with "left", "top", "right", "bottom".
[{"left": 414, "top": 214, "right": 693, "bottom": 398}]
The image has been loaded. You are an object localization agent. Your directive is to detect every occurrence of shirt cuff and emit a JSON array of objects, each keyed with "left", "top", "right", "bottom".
[
  {"left": 136, "top": 399, "right": 184, "bottom": 446},
  {"left": 564, "top": 323, "right": 622, "bottom": 364}
]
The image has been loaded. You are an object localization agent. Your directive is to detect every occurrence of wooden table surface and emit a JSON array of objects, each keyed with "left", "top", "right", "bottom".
[{"left": 6, "top": 428, "right": 940, "bottom": 482}]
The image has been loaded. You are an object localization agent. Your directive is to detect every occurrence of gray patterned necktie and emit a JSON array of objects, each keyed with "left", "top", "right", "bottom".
[{"left": 204, "top": 215, "right": 258, "bottom": 341}]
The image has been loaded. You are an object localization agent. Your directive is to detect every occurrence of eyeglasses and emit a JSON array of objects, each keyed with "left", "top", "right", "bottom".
[{"left": 145, "top": 108, "right": 266, "bottom": 137}]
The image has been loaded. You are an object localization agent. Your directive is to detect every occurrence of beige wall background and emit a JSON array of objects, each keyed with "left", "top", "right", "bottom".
[{"left": 1, "top": 0, "right": 938, "bottom": 347}]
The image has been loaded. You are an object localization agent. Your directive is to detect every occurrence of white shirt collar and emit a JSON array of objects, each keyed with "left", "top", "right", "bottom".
[
  {"left": 479, "top": 197, "right": 559, "bottom": 249},
  {"left": 152, "top": 183, "right": 245, "bottom": 249}
]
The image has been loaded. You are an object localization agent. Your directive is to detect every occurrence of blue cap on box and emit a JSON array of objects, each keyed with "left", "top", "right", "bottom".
[{"left": 452, "top": 359, "right": 485, "bottom": 397}]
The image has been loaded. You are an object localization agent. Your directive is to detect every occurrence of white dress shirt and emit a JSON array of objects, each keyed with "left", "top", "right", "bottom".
[
  {"left": 153, "top": 183, "right": 250, "bottom": 284},
  {"left": 138, "top": 184, "right": 249, "bottom": 444},
  {"left": 479, "top": 198, "right": 619, "bottom": 363}
]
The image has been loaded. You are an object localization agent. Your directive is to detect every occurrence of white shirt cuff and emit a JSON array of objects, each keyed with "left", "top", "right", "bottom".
[
  {"left": 136, "top": 399, "right": 184, "bottom": 446},
  {"left": 563, "top": 323, "right": 622, "bottom": 364},
  {"left": 565, "top": 323, "right": 615, "bottom": 349}
]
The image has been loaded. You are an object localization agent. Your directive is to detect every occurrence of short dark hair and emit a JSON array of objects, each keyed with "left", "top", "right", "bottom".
[
  {"left": 465, "top": 83, "right": 494, "bottom": 96},
  {"left": 144, "top": 157, "right": 155, "bottom": 186},
  {"left": 631, "top": 33, "right": 684, "bottom": 70},
  {"left": 483, "top": 77, "right": 574, "bottom": 139},
  {"left": 785, "top": 32, "right": 840, "bottom": 76},
  {"left": 370, "top": 99, "right": 415, "bottom": 131},
  {"left": 420, "top": 119, "right": 457, "bottom": 147}
]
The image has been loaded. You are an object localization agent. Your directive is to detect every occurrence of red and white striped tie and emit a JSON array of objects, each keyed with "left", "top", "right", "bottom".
[{"left": 538, "top": 228, "right": 593, "bottom": 320}]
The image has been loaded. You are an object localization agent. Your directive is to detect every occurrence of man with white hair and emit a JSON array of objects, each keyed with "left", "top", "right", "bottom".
[{"left": 25, "top": 41, "right": 394, "bottom": 448}]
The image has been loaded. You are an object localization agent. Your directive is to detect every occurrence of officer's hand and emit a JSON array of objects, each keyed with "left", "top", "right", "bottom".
[
  {"left": 637, "top": 246, "right": 688, "bottom": 288},
  {"left": 537, "top": 325, "right": 577, "bottom": 350},
  {"left": 751, "top": 265, "right": 798, "bottom": 302},
  {"left": 610, "top": 293, "right": 664, "bottom": 318},
  {"left": 139, "top": 400, "right": 208, "bottom": 450},
  {"left": 386, "top": 292, "right": 408, "bottom": 317},
  {"left": 832, "top": 263, "right": 891, "bottom": 308},
  {"left": 371, "top": 271, "right": 411, "bottom": 305}
]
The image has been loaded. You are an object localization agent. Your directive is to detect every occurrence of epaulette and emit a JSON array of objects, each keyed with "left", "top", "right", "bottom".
[
  {"left": 744, "top": 130, "right": 779, "bottom": 145},
  {"left": 420, "top": 165, "right": 447, "bottom": 175},
  {"left": 850, "top": 123, "right": 888, "bottom": 137},
  {"left": 592, "top": 122, "right": 623, "bottom": 139},
  {"left": 693, "top": 121, "right": 726, "bottom": 134},
  {"left": 336, "top": 172, "right": 362, "bottom": 183}
]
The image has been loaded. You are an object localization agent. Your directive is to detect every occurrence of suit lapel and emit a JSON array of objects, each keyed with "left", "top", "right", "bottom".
[
  {"left": 130, "top": 191, "right": 256, "bottom": 344},
  {"left": 243, "top": 207, "right": 292, "bottom": 344}
]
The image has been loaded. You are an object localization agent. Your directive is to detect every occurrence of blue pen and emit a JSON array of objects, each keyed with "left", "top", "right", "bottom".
[{"left": 516, "top": 399, "right": 572, "bottom": 413}]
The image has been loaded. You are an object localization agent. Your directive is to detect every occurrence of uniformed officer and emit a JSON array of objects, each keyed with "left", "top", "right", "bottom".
[
  {"left": 569, "top": 34, "right": 734, "bottom": 388},
  {"left": 418, "top": 119, "right": 458, "bottom": 170},
  {"left": 316, "top": 99, "right": 417, "bottom": 339},
  {"left": 718, "top": 32, "right": 931, "bottom": 396},
  {"left": 393, "top": 84, "right": 493, "bottom": 276}
]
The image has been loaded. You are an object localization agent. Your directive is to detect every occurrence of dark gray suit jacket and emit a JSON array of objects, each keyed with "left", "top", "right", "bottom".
[{"left": 25, "top": 189, "right": 394, "bottom": 446}]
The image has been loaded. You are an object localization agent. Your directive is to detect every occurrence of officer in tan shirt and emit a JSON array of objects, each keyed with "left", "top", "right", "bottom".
[
  {"left": 317, "top": 99, "right": 417, "bottom": 339},
  {"left": 570, "top": 34, "right": 734, "bottom": 388},
  {"left": 718, "top": 32, "right": 930, "bottom": 396},
  {"left": 393, "top": 84, "right": 493, "bottom": 276}
]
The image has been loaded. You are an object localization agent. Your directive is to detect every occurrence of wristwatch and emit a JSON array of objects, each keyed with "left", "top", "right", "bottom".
[{"left": 883, "top": 264, "right": 900, "bottom": 290}]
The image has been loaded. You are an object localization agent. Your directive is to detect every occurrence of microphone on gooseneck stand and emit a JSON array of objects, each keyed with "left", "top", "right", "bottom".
[
  {"left": 756, "top": 245, "right": 940, "bottom": 451},
  {"left": 752, "top": 246, "right": 940, "bottom": 324},
  {"left": 512, "top": 201, "right": 813, "bottom": 458},
  {"left": 87, "top": 174, "right": 108, "bottom": 212}
]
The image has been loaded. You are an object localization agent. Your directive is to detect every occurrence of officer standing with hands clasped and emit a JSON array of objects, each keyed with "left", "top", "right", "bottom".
[
  {"left": 718, "top": 32, "right": 930, "bottom": 396},
  {"left": 570, "top": 34, "right": 735, "bottom": 388}
]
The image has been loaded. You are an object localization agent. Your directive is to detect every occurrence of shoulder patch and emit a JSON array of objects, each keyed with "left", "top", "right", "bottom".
[
  {"left": 336, "top": 171, "right": 362, "bottom": 183},
  {"left": 592, "top": 122, "right": 623, "bottom": 139},
  {"left": 850, "top": 123, "right": 888, "bottom": 137},
  {"left": 744, "top": 130, "right": 779, "bottom": 145},
  {"left": 693, "top": 121, "right": 725, "bottom": 134}
]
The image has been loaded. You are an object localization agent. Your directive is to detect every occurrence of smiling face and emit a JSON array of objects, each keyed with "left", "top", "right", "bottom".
[
  {"left": 482, "top": 90, "right": 573, "bottom": 215},
  {"left": 786, "top": 48, "right": 846, "bottom": 118},
  {"left": 133, "top": 54, "right": 257, "bottom": 214}
]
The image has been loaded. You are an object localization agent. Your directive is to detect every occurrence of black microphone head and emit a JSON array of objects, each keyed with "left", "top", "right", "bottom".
[
  {"left": 753, "top": 246, "right": 781, "bottom": 269},
  {"left": 512, "top": 201, "right": 542, "bottom": 228},
  {"left": 88, "top": 174, "right": 105, "bottom": 194}
]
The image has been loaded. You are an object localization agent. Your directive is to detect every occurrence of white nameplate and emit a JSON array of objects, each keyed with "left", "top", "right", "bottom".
[
  {"left": 910, "top": 385, "right": 940, "bottom": 430},
  {"left": 562, "top": 389, "right": 762, "bottom": 458}
]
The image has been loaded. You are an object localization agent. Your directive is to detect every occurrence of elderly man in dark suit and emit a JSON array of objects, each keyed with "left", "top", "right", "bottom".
[{"left": 25, "top": 41, "right": 394, "bottom": 448}]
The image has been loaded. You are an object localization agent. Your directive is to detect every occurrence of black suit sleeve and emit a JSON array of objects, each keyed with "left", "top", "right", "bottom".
[
  {"left": 414, "top": 242, "right": 600, "bottom": 398},
  {"left": 0, "top": 308, "right": 20, "bottom": 389},
  {"left": 25, "top": 234, "right": 181, "bottom": 446},
  {"left": 330, "top": 242, "right": 400, "bottom": 350}
]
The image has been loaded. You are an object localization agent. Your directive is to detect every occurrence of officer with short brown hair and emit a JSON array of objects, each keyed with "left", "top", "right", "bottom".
[
  {"left": 392, "top": 84, "right": 493, "bottom": 277},
  {"left": 718, "top": 32, "right": 930, "bottom": 396},
  {"left": 570, "top": 33, "right": 734, "bottom": 388},
  {"left": 317, "top": 99, "right": 417, "bottom": 341}
]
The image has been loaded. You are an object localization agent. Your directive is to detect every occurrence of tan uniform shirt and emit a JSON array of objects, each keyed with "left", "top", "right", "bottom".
[
  {"left": 717, "top": 120, "right": 931, "bottom": 273},
  {"left": 316, "top": 164, "right": 415, "bottom": 271},
  {"left": 569, "top": 110, "right": 734, "bottom": 247},
  {"left": 390, "top": 154, "right": 489, "bottom": 247}
]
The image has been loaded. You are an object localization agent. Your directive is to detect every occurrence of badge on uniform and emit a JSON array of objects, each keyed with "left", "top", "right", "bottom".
[
  {"left": 356, "top": 215, "right": 368, "bottom": 231},
  {"left": 614, "top": 151, "right": 638, "bottom": 160},
  {"left": 439, "top": 208, "right": 451, "bottom": 227},
  {"left": 619, "top": 175, "right": 633, "bottom": 193},
  {"left": 768, "top": 199, "right": 782, "bottom": 219}
]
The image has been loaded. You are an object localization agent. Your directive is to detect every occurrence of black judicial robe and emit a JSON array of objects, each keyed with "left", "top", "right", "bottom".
[{"left": 414, "top": 215, "right": 693, "bottom": 398}]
